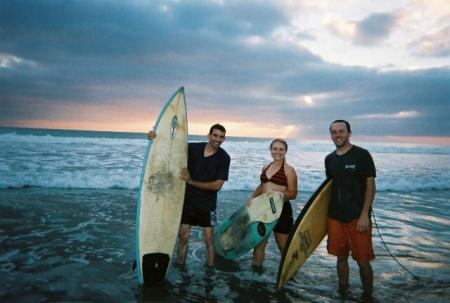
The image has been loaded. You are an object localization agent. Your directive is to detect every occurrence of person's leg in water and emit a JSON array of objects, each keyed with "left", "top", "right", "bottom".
[{"left": 177, "top": 224, "right": 191, "bottom": 265}]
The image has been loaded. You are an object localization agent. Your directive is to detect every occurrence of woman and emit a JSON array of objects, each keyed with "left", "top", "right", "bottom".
[{"left": 248, "top": 138, "right": 298, "bottom": 268}]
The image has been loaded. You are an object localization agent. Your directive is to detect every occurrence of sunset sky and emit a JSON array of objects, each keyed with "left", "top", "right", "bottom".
[{"left": 1, "top": 0, "right": 449, "bottom": 141}]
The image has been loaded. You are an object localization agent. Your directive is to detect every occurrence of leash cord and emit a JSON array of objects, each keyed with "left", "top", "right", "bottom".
[{"left": 372, "top": 209, "right": 420, "bottom": 281}]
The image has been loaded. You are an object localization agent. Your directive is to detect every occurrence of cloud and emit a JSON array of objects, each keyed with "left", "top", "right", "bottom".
[
  {"left": 0, "top": 1, "right": 449, "bottom": 138},
  {"left": 325, "top": 19, "right": 356, "bottom": 41},
  {"left": 353, "top": 12, "right": 398, "bottom": 45},
  {"left": 355, "top": 111, "right": 420, "bottom": 119},
  {"left": 409, "top": 26, "right": 450, "bottom": 58},
  {"left": 326, "top": 12, "right": 398, "bottom": 46},
  {"left": 0, "top": 53, "right": 39, "bottom": 70}
]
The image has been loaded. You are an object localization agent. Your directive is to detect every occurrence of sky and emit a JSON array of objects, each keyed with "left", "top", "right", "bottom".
[{"left": 1, "top": 0, "right": 449, "bottom": 142}]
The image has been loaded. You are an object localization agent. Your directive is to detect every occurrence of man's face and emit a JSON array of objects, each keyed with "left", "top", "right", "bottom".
[
  {"left": 208, "top": 129, "right": 226, "bottom": 148},
  {"left": 330, "top": 122, "right": 351, "bottom": 148}
]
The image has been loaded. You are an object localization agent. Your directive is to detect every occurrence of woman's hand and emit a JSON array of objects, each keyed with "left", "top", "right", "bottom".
[{"left": 246, "top": 198, "right": 253, "bottom": 208}]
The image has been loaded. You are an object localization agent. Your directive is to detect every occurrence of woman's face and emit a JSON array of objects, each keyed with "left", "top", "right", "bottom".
[{"left": 270, "top": 141, "right": 287, "bottom": 161}]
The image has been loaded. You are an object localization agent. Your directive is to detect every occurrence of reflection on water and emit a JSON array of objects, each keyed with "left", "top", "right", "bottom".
[{"left": 0, "top": 188, "right": 449, "bottom": 302}]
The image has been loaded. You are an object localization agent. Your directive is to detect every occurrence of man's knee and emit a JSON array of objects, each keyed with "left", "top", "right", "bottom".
[
  {"left": 337, "top": 254, "right": 349, "bottom": 264},
  {"left": 204, "top": 228, "right": 214, "bottom": 246},
  {"left": 178, "top": 227, "right": 190, "bottom": 243},
  {"left": 357, "top": 260, "right": 372, "bottom": 271}
]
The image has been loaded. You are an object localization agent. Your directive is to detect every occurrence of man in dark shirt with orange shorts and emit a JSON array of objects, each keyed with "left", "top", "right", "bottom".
[{"left": 325, "top": 120, "right": 376, "bottom": 303}]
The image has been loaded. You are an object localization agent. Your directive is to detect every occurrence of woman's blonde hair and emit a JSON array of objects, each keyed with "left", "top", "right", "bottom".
[{"left": 270, "top": 138, "right": 288, "bottom": 151}]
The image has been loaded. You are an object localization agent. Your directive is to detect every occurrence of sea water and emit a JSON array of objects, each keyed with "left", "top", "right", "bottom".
[
  {"left": 1, "top": 127, "right": 449, "bottom": 302},
  {"left": 1, "top": 127, "right": 448, "bottom": 192}
]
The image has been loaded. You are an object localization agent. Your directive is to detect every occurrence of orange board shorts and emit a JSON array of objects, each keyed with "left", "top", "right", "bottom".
[{"left": 327, "top": 217, "right": 375, "bottom": 262}]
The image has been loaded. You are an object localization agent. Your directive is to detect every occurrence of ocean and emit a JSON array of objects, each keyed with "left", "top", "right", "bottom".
[{"left": 1, "top": 127, "right": 449, "bottom": 302}]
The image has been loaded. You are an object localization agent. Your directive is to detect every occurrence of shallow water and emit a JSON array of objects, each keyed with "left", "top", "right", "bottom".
[{"left": 1, "top": 188, "right": 449, "bottom": 302}]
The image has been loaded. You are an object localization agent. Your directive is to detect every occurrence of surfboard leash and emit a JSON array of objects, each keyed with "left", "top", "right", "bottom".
[{"left": 372, "top": 210, "right": 420, "bottom": 281}]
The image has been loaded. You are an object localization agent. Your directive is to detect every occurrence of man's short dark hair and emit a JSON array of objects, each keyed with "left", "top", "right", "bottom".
[
  {"left": 330, "top": 120, "right": 352, "bottom": 133},
  {"left": 209, "top": 123, "right": 226, "bottom": 134}
]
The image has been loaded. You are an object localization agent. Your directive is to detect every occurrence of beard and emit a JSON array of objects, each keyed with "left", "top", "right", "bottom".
[{"left": 333, "top": 137, "right": 348, "bottom": 148}]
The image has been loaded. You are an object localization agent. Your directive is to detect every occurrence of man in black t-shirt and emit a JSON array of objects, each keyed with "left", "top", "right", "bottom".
[
  {"left": 325, "top": 120, "right": 376, "bottom": 302},
  {"left": 178, "top": 124, "right": 230, "bottom": 267},
  {"left": 148, "top": 124, "right": 230, "bottom": 267}
]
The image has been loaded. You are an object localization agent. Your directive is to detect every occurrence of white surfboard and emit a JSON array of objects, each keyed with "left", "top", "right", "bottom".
[{"left": 136, "top": 87, "right": 188, "bottom": 285}]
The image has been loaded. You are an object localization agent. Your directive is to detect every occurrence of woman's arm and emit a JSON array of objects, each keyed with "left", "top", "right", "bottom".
[{"left": 283, "top": 164, "right": 298, "bottom": 200}]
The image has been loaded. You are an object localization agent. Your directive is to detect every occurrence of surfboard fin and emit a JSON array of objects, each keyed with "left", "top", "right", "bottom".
[{"left": 142, "top": 253, "right": 170, "bottom": 286}]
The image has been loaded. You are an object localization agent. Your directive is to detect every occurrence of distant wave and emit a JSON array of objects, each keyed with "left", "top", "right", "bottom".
[
  {"left": 1, "top": 177, "right": 449, "bottom": 192},
  {"left": 1, "top": 129, "right": 449, "bottom": 193},
  {"left": 0, "top": 132, "right": 144, "bottom": 146},
  {"left": 1, "top": 131, "right": 449, "bottom": 154}
]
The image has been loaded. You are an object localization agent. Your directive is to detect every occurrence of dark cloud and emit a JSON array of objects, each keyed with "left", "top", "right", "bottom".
[
  {"left": 354, "top": 12, "right": 398, "bottom": 45},
  {"left": 0, "top": 1, "right": 448, "bottom": 138},
  {"left": 299, "top": 68, "right": 450, "bottom": 137}
]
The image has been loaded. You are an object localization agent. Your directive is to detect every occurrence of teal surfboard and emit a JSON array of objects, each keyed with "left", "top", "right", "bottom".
[{"left": 214, "top": 192, "right": 284, "bottom": 260}]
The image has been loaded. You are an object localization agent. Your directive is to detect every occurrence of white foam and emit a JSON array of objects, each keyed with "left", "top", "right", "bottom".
[{"left": 1, "top": 132, "right": 449, "bottom": 192}]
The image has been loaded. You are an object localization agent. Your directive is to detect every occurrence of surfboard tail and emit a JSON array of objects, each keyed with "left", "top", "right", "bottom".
[{"left": 142, "top": 253, "right": 170, "bottom": 286}]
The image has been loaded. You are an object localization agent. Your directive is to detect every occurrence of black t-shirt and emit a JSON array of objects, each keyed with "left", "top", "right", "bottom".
[
  {"left": 184, "top": 142, "right": 230, "bottom": 211},
  {"left": 325, "top": 145, "right": 376, "bottom": 222}
]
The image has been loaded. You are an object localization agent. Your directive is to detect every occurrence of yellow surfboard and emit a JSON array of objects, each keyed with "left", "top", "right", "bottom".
[
  {"left": 276, "top": 179, "right": 333, "bottom": 289},
  {"left": 136, "top": 87, "right": 188, "bottom": 285}
]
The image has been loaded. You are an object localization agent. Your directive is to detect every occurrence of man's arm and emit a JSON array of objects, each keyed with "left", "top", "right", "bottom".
[
  {"left": 357, "top": 176, "right": 376, "bottom": 232},
  {"left": 180, "top": 167, "right": 225, "bottom": 191}
]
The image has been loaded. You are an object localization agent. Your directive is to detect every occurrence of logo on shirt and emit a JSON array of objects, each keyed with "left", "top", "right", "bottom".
[{"left": 345, "top": 164, "right": 356, "bottom": 170}]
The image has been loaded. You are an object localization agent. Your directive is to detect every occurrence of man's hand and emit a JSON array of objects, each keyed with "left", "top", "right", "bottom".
[
  {"left": 147, "top": 131, "right": 156, "bottom": 140},
  {"left": 180, "top": 167, "right": 191, "bottom": 184},
  {"left": 357, "top": 215, "right": 370, "bottom": 232}
]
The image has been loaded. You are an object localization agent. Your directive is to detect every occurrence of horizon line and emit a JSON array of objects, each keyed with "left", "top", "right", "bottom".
[{"left": 2, "top": 125, "right": 450, "bottom": 145}]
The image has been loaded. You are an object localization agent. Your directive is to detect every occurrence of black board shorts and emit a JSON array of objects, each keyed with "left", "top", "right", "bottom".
[
  {"left": 273, "top": 201, "right": 293, "bottom": 234},
  {"left": 181, "top": 204, "right": 217, "bottom": 228}
]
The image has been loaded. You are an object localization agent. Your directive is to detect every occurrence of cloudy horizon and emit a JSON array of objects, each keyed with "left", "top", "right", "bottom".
[{"left": 1, "top": 0, "right": 449, "bottom": 142}]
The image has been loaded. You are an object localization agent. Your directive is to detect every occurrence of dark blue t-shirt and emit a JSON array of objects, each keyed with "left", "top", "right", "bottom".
[
  {"left": 325, "top": 145, "right": 376, "bottom": 222},
  {"left": 184, "top": 142, "right": 230, "bottom": 211}
]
